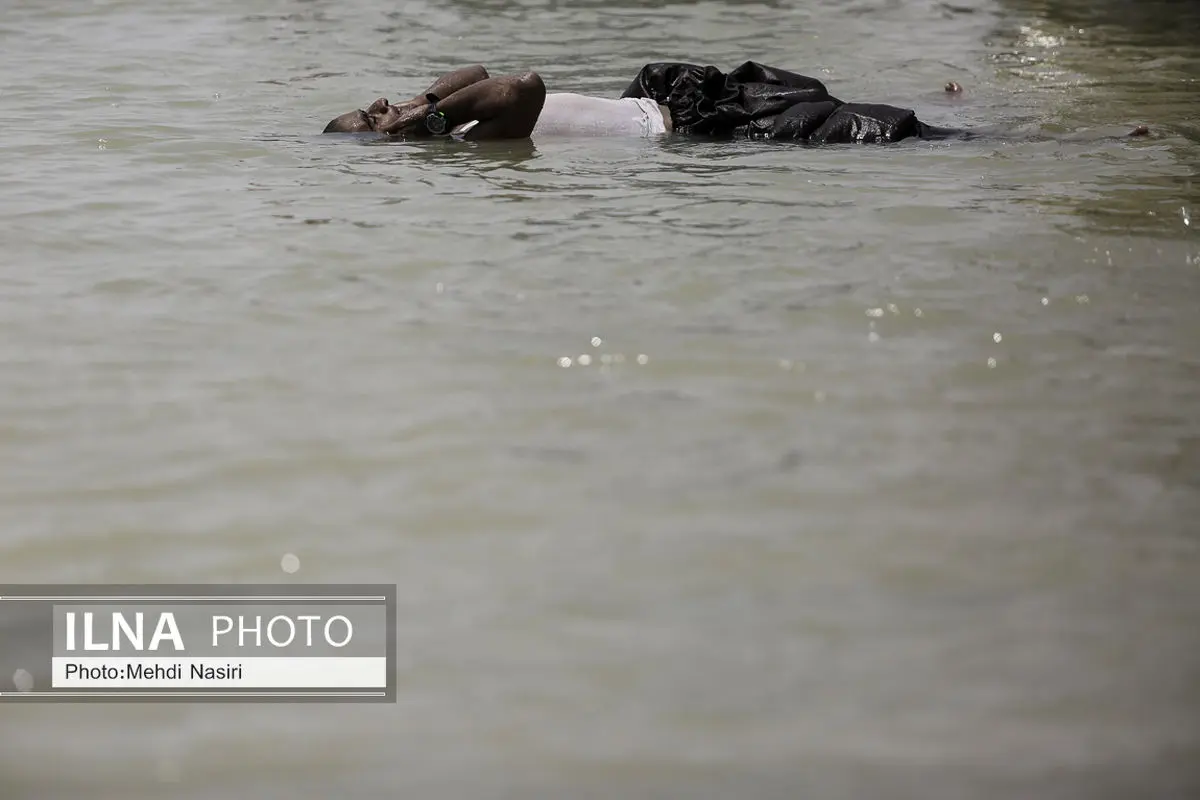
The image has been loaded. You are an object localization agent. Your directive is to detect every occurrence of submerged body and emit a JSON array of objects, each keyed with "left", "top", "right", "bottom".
[{"left": 323, "top": 62, "right": 958, "bottom": 144}]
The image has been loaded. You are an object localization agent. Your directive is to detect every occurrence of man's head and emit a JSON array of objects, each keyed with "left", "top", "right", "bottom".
[
  {"left": 323, "top": 97, "right": 406, "bottom": 134},
  {"left": 324, "top": 108, "right": 373, "bottom": 133}
]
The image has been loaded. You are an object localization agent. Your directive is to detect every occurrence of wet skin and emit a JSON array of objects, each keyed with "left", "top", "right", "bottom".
[
  {"left": 323, "top": 66, "right": 545, "bottom": 140},
  {"left": 323, "top": 97, "right": 414, "bottom": 134}
]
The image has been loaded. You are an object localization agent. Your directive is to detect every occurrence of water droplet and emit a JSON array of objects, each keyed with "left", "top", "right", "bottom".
[
  {"left": 868, "top": 331, "right": 880, "bottom": 342},
  {"left": 1075, "top": 294, "right": 1090, "bottom": 304},
  {"left": 814, "top": 390, "right": 826, "bottom": 403},
  {"left": 914, "top": 308, "right": 924, "bottom": 318},
  {"left": 887, "top": 304, "right": 899, "bottom": 315},
  {"left": 1182, "top": 207, "right": 1191, "bottom": 227},
  {"left": 993, "top": 332, "right": 1003, "bottom": 343},
  {"left": 866, "top": 307, "right": 884, "bottom": 318},
  {"left": 557, "top": 357, "right": 572, "bottom": 368},
  {"left": 12, "top": 669, "right": 34, "bottom": 692},
  {"left": 1041, "top": 297, "right": 1050, "bottom": 306},
  {"left": 636, "top": 354, "right": 649, "bottom": 365},
  {"left": 590, "top": 336, "right": 602, "bottom": 347},
  {"left": 281, "top": 553, "right": 301, "bottom": 574},
  {"left": 577, "top": 354, "right": 592, "bottom": 366},
  {"left": 779, "top": 359, "right": 793, "bottom": 370},
  {"left": 987, "top": 357, "right": 997, "bottom": 368},
  {"left": 435, "top": 282, "right": 444, "bottom": 294},
  {"left": 600, "top": 354, "right": 613, "bottom": 365}
]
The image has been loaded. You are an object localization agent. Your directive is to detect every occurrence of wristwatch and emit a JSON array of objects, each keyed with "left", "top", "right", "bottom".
[{"left": 424, "top": 101, "right": 448, "bottom": 135}]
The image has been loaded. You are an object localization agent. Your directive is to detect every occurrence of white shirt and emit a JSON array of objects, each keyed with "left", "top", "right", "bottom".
[
  {"left": 452, "top": 93, "right": 668, "bottom": 138},
  {"left": 533, "top": 93, "right": 667, "bottom": 137}
]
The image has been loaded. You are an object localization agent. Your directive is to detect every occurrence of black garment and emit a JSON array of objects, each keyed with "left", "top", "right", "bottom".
[{"left": 620, "top": 61, "right": 960, "bottom": 143}]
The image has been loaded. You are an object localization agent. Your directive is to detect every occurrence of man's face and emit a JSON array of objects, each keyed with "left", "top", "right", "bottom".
[{"left": 323, "top": 97, "right": 405, "bottom": 133}]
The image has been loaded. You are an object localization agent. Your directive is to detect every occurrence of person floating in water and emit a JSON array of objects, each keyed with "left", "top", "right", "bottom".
[{"left": 323, "top": 62, "right": 963, "bottom": 144}]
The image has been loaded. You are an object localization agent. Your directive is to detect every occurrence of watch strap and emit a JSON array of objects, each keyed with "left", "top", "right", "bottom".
[{"left": 424, "top": 101, "right": 448, "bottom": 134}]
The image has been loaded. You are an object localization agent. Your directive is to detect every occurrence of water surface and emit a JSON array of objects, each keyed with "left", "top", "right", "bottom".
[{"left": 1, "top": 0, "right": 1198, "bottom": 797}]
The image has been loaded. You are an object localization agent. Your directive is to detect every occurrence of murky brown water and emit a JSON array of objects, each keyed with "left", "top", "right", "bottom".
[{"left": 1, "top": 0, "right": 1197, "bottom": 797}]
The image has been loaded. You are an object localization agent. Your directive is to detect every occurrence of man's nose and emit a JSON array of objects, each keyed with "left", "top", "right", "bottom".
[{"left": 367, "top": 97, "right": 389, "bottom": 115}]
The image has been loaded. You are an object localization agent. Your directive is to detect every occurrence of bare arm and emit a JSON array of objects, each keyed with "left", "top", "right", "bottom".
[
  {"left": 377, "top": 72, "right": 546, "bottom": 140},
  {"left": 323, "top": 66, "right": 491, "bottom": 133},
  {"left": 415, "top": 65, "right": 489, "bottom": 102},
  {"left": 369, "top": 66, "right": 493, "bottom": 116}
]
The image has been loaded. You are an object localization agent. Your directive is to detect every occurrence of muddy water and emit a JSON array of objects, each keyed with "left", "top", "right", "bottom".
[{"left": 1, "top": 0, "right": 1197, "bottom": 797}]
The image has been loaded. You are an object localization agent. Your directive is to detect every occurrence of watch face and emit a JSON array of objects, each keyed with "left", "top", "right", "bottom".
[{"left": 425, "top": 112, "right": 447, "bottom": 135}]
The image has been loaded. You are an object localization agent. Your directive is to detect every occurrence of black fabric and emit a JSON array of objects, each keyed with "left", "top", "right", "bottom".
[
  {"left": 620, "top": 61, "right": 839, "bottom": 136},
  {"left": 768, "top": 101, "right": 839, "bottom": 141},
  {"left": 809, "top": 103, "right": 921, "bottom": 144},
  {"left": 621, "top": 60, "right": 960, "bottom": 144}
]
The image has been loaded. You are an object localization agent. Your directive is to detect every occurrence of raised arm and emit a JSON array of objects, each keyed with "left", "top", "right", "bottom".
[
  {"left": 375, "top": 72, "right": 546, "bottom": 140},
  {"left": 414, "top": 65, "right": 490, "bottom": 102},
  {"left": 323, "top": 65, "right": 493, "bottom": 134}
]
